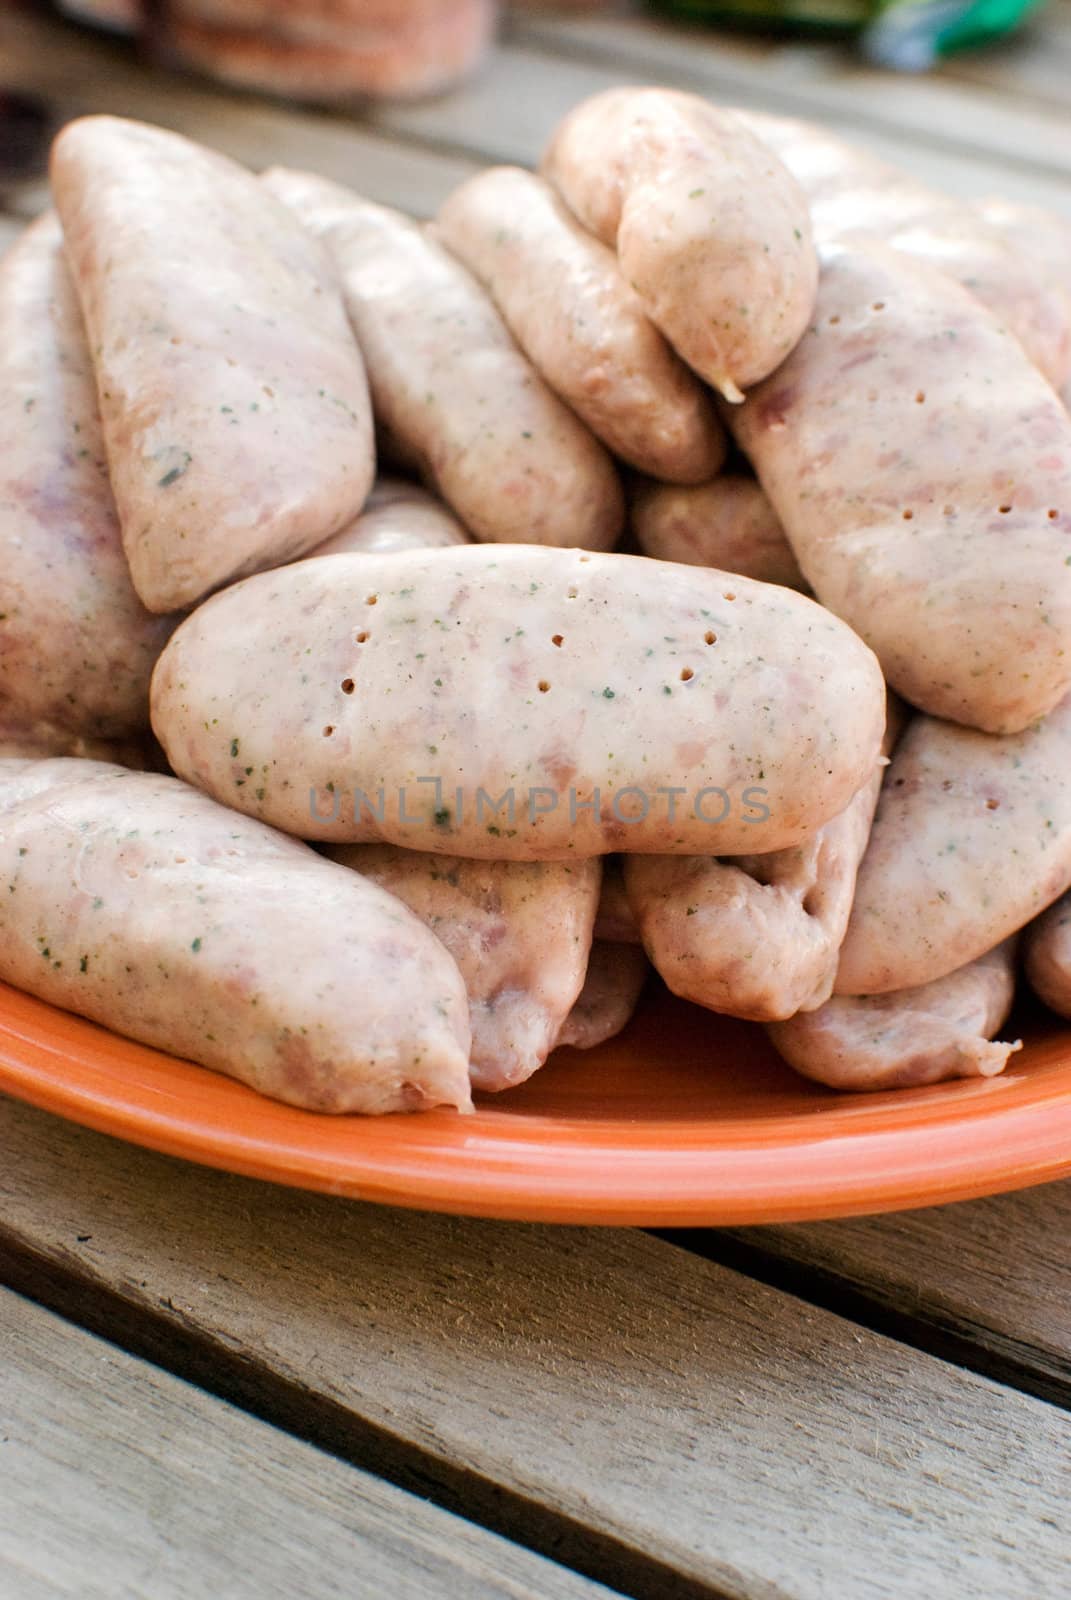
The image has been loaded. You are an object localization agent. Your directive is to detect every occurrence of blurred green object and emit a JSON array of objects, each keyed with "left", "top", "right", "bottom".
[
  {"left": 864, "top": 0, "right": 1044, "bottom": 68},
  {"left": 647, "top": 0, "right": 863, "bottom": 33},
  {"left": 646, "top": 0, "right": 1044, "bottom": 66}
]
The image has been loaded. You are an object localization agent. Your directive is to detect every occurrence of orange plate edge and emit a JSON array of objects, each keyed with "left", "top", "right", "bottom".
[{"left": 2, "top": 980, "right": 1070, "bottom": 1225}]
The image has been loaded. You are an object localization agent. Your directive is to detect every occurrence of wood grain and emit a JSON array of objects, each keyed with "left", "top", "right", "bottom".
[
  {"left": 0, "top": 11, "right": 480, "bottom": 217},
  {"left": 689, "top": 1184, "right": 1071, "bottom": 1406},
  {"left": 0, "top": 1286, "right": 616, "bottom": 1600},
  {"left": 1, "top": 1096, "right": 1069, "bottom": 1600}
]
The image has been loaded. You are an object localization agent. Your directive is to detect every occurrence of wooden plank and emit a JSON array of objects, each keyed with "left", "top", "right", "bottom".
[
  {"left": 0, "top": 1096, "right": 1068, "bottom": 1600},
  {"left": 0, "top": 11, "right": 479, "bottom": 216},
  {"left": 500, "top": 8, "right": 1071, "bottom": 197},
  {"left": 374, "top": 36, "right": 1071, "bottom": 211},
  {"left": 697, "top": 1183, "right": 1071, "bottom": 1407},
  {"left": 0, "top": 1286, "right": 614, "bottom": 1600}
]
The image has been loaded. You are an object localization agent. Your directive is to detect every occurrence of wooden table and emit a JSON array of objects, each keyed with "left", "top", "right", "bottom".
[{"left": 1, "top": 7, "right": 1069, "bottom": 1597}]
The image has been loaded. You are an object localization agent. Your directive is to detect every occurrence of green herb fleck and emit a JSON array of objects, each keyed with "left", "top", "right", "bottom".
[{"left": 157, "top": 450, "right": 192, "bottom": 489}]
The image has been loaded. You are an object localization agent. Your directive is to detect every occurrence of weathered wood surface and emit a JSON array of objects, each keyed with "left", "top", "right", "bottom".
[
  {"left": 0, "top": 10, "right": 480, "bottom": 216},
  {"left": 699, "top": 1182, "right": 1071, "bottom": 1406},
  {"left": 0, "top": 1285, "right": 617, "bottom": 1600},
  {"left": 1, "top": 1096, "right": 1068, "bottom": 1600}
]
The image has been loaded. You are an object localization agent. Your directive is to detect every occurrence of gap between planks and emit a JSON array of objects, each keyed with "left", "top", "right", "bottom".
[
  {"left": 0, "top": 1285, "right": 620, "bottom": 1600},
  {"left": 660, "top": 1179, "right": 1071, "bottom": 1409},
  {"left": 0, "top": 1096, "right": 1068, "bottom": 1600}
]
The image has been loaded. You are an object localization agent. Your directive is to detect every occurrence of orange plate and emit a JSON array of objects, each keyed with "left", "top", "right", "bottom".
[{"left": 1, "top": 978, "right": 1070, "bottom": 1224}]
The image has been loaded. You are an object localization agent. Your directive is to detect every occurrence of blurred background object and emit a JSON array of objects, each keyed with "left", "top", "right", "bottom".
[
  {"left": 647, "top": 0, "right": 1045, "bottom": 67},
  {"left": 0, "top": 87, "right": 56, "bottom": 183},
  {"left": 53, "top": 0, "right": 498, "bottom": 99},
  {"left": 44, "top": 0, "right": 1050, "bottom": 100},
  {"left": 56, "top": 0, "right": 139, "bottom": 32}
]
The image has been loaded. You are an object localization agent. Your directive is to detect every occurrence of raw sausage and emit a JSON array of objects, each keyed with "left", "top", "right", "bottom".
[
  {"left": 263, "top": 167, "right": 623, "bottom": 551},
  {"left": 837, "top": 695, "right": 1071, "bottom": 995},
  {"left": 975, "top": 195, "right": 1071, "bottom": 409},
  {"left": 541, "top": 88, "right": 818, "bottom": 400},
  {"left": 326, "top": 845, "right": 600, "bottom": 1090},
  {"left": 768, "top": 941, "right": 1021, "bottom": 1091},
  {"left": 168, "top": 1, "right": 494, "bottom": 100},
  {"left": 556, "top": 941, "right": 649, "bottom": 1050},
  {"left": 732, "top": 241, "right": 1071, "bottom": 734},
  {"left": 309, "top": 478, "right": 468, "bottom": 558},
  {"left": 1023, "top": 895, "right": 1071, "bottom": 1017},
  {"left": 435, "top": 166, "right": 725, "bottom": 482},
  {"left": 624, "top": 716, "right": 893, "bottom": 1021},
  {"left": 151, "top": 544, "right": 887, "bottom": 859},
  {"left": 0, "top": 755, "right": 129, "bottom": 809},
  {"left": 738, "top": 110, "right": 1071, "bottom": 392},
  {"left": 0, "top": 213, "right": 175, "bottom": 735},
  {"left": 975, "top": 197, "right": 1071, "bottom": 308},
  {"left": 631, "top": 475, "right": 804, "bottom": 589},
  {"left": 50, "top": 117, "right": 374, "bottom": 612},
  {"left": 0, "top": 760, "right": 471, "bottom": 1113}
]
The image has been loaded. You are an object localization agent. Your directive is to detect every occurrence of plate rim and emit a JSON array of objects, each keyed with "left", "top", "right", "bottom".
[{"left": 3, "top": 982, "right": 1071, "bottom": 1225}]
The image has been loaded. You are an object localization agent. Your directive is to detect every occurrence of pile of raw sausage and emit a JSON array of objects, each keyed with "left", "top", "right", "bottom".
[{"left": 2, "top": 91, "right": 1071, "bottom": 1115}]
